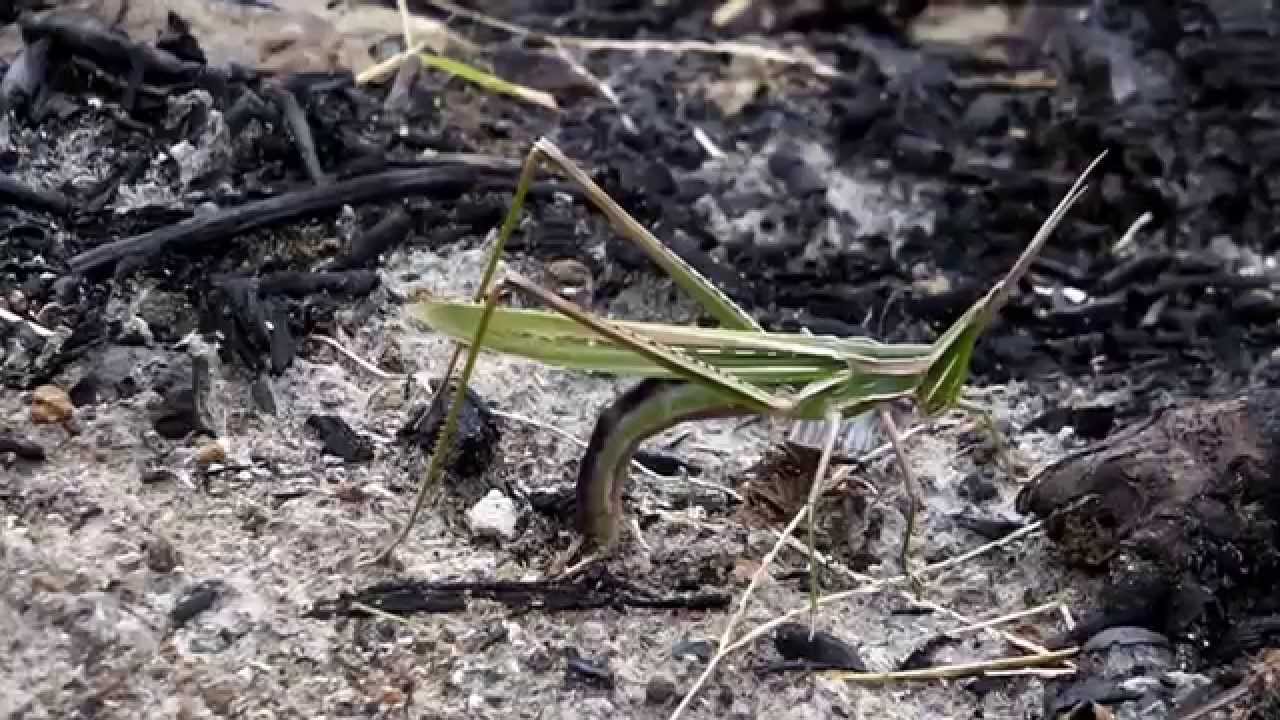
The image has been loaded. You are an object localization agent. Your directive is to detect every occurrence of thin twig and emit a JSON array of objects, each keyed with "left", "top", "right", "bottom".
[
  {"left": 982, "top": 667, "right": 1077, "bottom": 679},
  {"left": 1113, "top": 211, "right": 1153, "bottom": 255},
  {"left": 1059, "top": 603, "right": 1077, "bottom": 630},
  {"left": 672, "top": 503, "right": 1062, "bottom": 718},
  {"left": 712, "top": 0, "right": 754, "bottom": 27},
  {"left": 669, "top": 467, "right": 839, "bottom": 720},
  {"left": 804, "top": 413, "right": 843, "bottom": 626},
  {"left": 549, "top": 42, "right": 638, "bottom": 134},
  {"left": 350, "top": 601, "right": 431, "bottom": 633},
  {"left": 422, "top": 0, "right": 838, "bottom": 77},
  {"left": 396, "top": 0, "right": 415, "bottom": 49},
  {"left": 309, "top": 335, "right": 400, "bottom": 380},
  {"left": 826, "top": 647, "right": 1079, "bottom": 683},
  {"left": 918, "top": 518, "right": 1045, "bottom": 581},
  {"left": 779, "top": 527, "right": 1061, "bottom": 659},
  {"left": 0, "top": 307, "right": 54, "bottom": 338},
  {"left": 948, "top": 601, "right": 1062, "bottom": 636},
  {"left": 357, "top": 40, "right": 430, "bottom": 85},
  {"left": 692, "top": 126, "right": 726, "bottom": 159}
]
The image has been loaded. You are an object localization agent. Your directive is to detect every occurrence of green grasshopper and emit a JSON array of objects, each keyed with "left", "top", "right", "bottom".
[{"left": 376, "top": 137, "right": 1105, "bottom": 583}]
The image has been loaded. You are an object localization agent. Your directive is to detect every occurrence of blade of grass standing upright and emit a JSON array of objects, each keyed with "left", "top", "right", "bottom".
[{"left": 376, "top": 146, "right": 546, "bottom": 562}]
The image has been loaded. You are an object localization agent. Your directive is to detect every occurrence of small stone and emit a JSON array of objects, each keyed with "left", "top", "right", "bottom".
[
  {"left": 958, "top": 472, "right": 999, "bottom": 504},
  {"left": 251, "top": 375, "right": 277, "bottom": 415},
  {"left": 30, "top": 384, "right": 74, "bottom": 425},
  {"left": 380, "top": 686, "right": 405, "bottom": 706},
  {"left": 116, "top": 551, "right": 145, "bottom": 572},
  {"left": 141, "top": 467, "right": 180, "bottom": 484},
  {"left": 773, "top": 622, "right": 866, "bottom": 671},
  {"left": 645, "top": 675, "right": 676, "bottom": 705},
  {"left": 912, "top": 273, "right": 952, "bottom": 297},
  {"left": 118, "top": 315, "right": 153, "bottom": 346},
  {"left": 334, "top": 483, "right": 367, "bottom": 502},
  {"left": 6, "top": 289, "right": 27, "bottom": 315},
  {"left": 672, "top": 638, "right": 715, "bottom": 663},
  {"left": 195, "top": 440, "right": 228, "bottom": 466},
  {"left": 545, "top": 258, "right": 594, "bottom": 299},
  {"left": 171, "top": 579, "right": 222, "bottom": 628},
  {"left": 200, "top": 679, "right": 237, "bottom": 716},
  {"left": 467, "top": 489, "right": 520, "bottom": 541},
  {"left": 29, "top": 572, "right": 67, "bottom": 593},
  {"left": 146, "top": 535, "right": 180, "bottom": 573},
  {"left": 305, "top": 414, "right": 373, "bottom": 461},
  {"left": 578, "top": 697, "right": 615, "bottom": 715}
]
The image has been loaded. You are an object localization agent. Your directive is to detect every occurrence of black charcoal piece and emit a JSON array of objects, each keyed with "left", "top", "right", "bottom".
[
  {"left": 772, "top": 623, "right": 866, "bottom": 672},
  {"left": 305, "top": 414, "right": 374, "bottom": 461},
  {"left": 399, "top": 382, "right": 498, "bottom": 479},
  {"left": 0, "top": 431, "right": 45, "bottom": 460},
  {"left": 565, "top": 650, "right": 614, "bottom": 689},
  {"left": 170, "top": 580, "right": 222, "bottom": 628}
]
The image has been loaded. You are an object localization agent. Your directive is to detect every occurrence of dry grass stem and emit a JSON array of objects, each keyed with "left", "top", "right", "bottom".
[
  {"left": 826, "top": 647, "right": 1079, "bottom": 683},
  {"left": 949, "top": 601, "right": 1063, "bottom": 635},
  {"left": 423, "top": 0, "right": 838, "bottom": 76}
]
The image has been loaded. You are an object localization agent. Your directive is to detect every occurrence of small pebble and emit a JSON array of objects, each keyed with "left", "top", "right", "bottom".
[
  {"left": 672, "top": 638, "right": 714, "bottom": 663},
  {"left": 467, "top": 489, "right": 520, "bottom": 541},
  {"left": 200, "top": 679, "right": 238, "bottom": 716},
  {"left": 118, "top": 315, "right": 153, "bottom": 346},
  {"left": 171, "top": 580, "right": 222, "bottom": 628},
  {"left": 116, "top": 551, "right": 144, "bottom": 572},
  {"left": 7, "top": 289, "right": 27, "bottom": 315},
  {"left": 196, "top": 440, "right": 228, "bottom": 466},
  {"left": 645, "top": 675, "right": 676, "bottom": 705},
  {"left": 141, "top": 467, "right": 181, "bottom": 485},
  {"left": 565, "top": 652, "right": 614, "bottom": 689},
  {"left": 958, "top": 472, "right": 999, "bottom": 504},
  {"left": 545, "top": 258, "right": 594, "bottom": 299},
  {"left": 30, "top": 384, "right": 74, "bottom": 425},
  {"left": 146, "top": 536, "right": 180, "bottom": 573}
]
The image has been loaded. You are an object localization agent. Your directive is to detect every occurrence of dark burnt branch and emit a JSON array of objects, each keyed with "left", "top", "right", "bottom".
[
  {"left": 68, "top": 165, "right": 521, "bottom": 275},
  {"left": 0, "top": 431, "right": 45, "bottom": 460},
  {"left": 305, "top": 570, "right": 730, "bottom": 619},
  {"left": 262, "top": 81, "right": 328, "bottom": 186},
  {"left": 20, "top": 10, "right": 200, "bottom": 83},
  {"left": 331, "top": 206, "right": 411, "bottom": 270}
]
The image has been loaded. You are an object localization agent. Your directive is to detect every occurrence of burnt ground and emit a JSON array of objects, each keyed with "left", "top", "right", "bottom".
[{"left": 3, "top": 1, "right": 1280, "bottom": 718}]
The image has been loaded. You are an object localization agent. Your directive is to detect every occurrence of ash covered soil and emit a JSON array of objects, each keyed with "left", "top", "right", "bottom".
[{"left": 3, "top": 1, "right": 1280, "bottom": 719}]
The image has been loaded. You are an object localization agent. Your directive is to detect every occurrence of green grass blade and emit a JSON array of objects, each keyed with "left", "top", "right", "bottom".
[{"left": 417, "top": 52, "right": 558, "bottom": 109}]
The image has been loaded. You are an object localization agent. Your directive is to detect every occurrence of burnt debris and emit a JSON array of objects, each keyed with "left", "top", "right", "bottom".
[
  {"left": 306, "top": 568, "right": 730, "bottom": 619},
  {"left": 399, "top": 380, "right": 500, "bottom": 480},
  {"left": 1020, "top": 386, "right": 1280, "bottom": 666}
]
